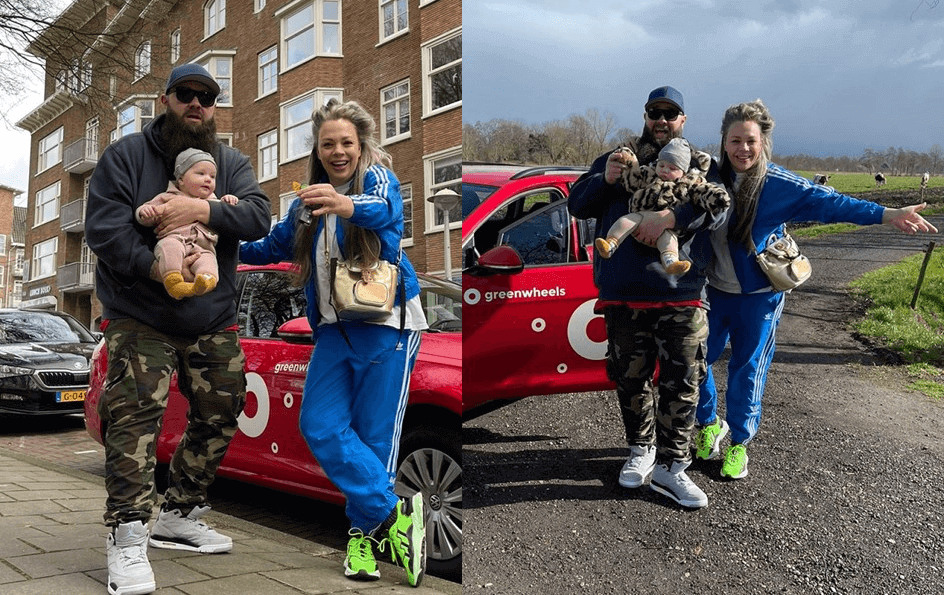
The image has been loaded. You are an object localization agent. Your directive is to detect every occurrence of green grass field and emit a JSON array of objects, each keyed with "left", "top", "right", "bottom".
[{"left": 794, "top": 171, "right": 944, "bottom": 195}]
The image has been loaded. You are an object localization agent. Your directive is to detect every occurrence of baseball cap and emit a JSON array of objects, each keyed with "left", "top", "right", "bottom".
[
  {"left": 646, "top": 86, "right": 684, "bottom": 114},
  {"left": 174, "top": 148, "right": 216, "bottom": 180},
  {"left": 165, "top": 63, "right": 221, "bottom": 95}
]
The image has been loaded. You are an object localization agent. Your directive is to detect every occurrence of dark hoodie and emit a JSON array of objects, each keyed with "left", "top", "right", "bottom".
[
  {"left": 567, "top": 137, "right": 725, "bottom": 303},
  {"left": 86, "top": 113, "right": 271, "bottom": 335}
]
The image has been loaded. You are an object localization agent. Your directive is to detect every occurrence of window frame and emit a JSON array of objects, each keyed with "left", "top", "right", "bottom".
[
  {"left": 134, "top": 41, "right": 152, "bottom": 81},
  {"left": 422, "top": 28, "right": 461, "bottom": 116},
  {"left": 170, "top": 29, "right": 181, "bottom": 63},
  {"left": 205, "top": 0, "right": 227, "bottom": 38},
  {"left": 380, "top": 79, "right": 410, "bottom": 145},
  {"left": 31, "top": 237, "right": 58, "bottom": 281},
  {"left": 280, "top": 88, "right": 343, "bottom": 163},
  {"left": 195, "top": 52, "right": 235, "bottom": 106},
  {"left": 34, "top": 182, "right": 61, "bottom": 227},
  {"left": 424, "top": 147, "right": 461, "bottom": 234},
  {"left": 258, "top": 46, "right": 278, "bottom": 98},
  {"left": 258, "top": 129, "right": 278, "bottom": 182},
  {"left": 115, "top": 97, "right": 155, "bottom": 140},
  {"left": 400, "top": 183, "right": 414, "bottom": 247},
  {"left": 37, "top": 127, "right": 64, "bottom": 173},
  {"left": 379, "top": 0, "right": 409, "bottom": 43},
  {"left": 276, "top": 0, "right": 343, "bottom": 73}
]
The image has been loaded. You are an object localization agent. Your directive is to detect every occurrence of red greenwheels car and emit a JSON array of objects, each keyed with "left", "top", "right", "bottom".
[
  {"left": 463, "top": 163, "right": 614, "bottom": 414},
  {"left": 84, "top": 264, "right": 462, "bottom": 577}
]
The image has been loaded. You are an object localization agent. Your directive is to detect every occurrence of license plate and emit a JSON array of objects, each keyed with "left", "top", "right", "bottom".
[{"left": 57, "top": 390, "right": 86, "bottom": 403}]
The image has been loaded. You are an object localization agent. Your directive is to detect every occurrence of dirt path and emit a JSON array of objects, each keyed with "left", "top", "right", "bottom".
[{"left": 463, "top": 210, "right": 944, "bottom": 595}]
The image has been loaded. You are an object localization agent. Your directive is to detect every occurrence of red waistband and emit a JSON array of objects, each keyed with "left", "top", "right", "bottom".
[{"left": 594, "top": 299, "right": 703, "bottom": 312}]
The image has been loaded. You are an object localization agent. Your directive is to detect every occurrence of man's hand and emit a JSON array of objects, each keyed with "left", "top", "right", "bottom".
[
  {"left": 633, "top": 209, "right": 676, "bottom": 246},
  {"left": 155, "top": 196, "right": 211, "bottom": 235},
  {"left": 604, "top": 148, "right": 637, "bottom": 185}
]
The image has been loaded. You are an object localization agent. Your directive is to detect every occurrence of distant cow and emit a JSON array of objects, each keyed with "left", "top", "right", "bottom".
[
  {"left": 921, "top": 171, "right": 930, "bottom": 189},
  {"left": 875, "top": 173, "right": 887, "bottom": 187},
  {"left": 812, "top": 174, "right": 830, "bottom": 185}
]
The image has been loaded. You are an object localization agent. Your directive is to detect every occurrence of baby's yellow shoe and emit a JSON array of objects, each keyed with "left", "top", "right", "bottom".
[
  {"left": 163, "top": 272, "right": 195, "bottom": 300},
  {"left": 194, "top": 274, "right": 218, "bottom": 295}
]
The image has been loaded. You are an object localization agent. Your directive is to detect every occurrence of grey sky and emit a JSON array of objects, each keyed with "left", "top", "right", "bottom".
[{"left": 464, "top": 0, "right": 944, "bottom": 158}]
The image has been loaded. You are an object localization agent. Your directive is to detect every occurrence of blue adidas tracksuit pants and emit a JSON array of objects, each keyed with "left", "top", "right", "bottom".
[
  {"left": 697, "top": 286, "right": 786, "bottom": 445},
  {"left": 298, "top": 322, "right": 421, "bottom": 533}
]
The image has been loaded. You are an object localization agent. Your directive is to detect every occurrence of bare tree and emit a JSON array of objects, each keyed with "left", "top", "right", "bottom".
[{"left": 0, "top": 0, "right": 160, "bottom": 126}]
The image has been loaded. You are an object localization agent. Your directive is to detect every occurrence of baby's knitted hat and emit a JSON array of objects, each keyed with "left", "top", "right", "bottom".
[{"left": 658, "top": 138, "right": 691, "bottom": 172}]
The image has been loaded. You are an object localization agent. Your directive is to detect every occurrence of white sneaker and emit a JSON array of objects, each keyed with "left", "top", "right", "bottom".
[
  {"left": 149, "top": 505, "right": 233, "bottom": 553},
  {"left": 106, "top": 521, "right": 155, "bottom": 595},
  {"left": 618, "top": 444, "right": 656, "bottom": 488},
  {"left": 650, "top": 460, "right": 708, "bottom": 509}
]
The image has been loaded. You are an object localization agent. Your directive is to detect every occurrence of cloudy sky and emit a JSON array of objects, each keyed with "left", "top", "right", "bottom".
[{"left": 465, "top": 0, "right": 944, "bottom": 159}]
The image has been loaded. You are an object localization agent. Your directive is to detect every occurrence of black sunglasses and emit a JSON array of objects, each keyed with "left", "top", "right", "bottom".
[
  {"left": 646, "top": 107, "right": 681, "bottom": 122},
  {"left": 171, "top": 87, "right": 218, "bottom": 107}
]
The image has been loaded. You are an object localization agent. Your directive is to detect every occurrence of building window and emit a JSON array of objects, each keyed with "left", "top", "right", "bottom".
[
  {"left": 258, "top": 46, "right": 278, "bottom": 97},
  {"left": 134, "top": 41, "right": 151, "bottom": 80},
  {"left": 14, "top": 248, "right": 24, "bottom": 275},
  {"left": 206, "top": 0, "right": 226, "bottom": 38},
  {"left": 86, "top": 118, "right": 100, "bottom": 159},
  {"left": 258, "top": 129, "right": 278, "bottom": 181},
  {"left": 255, "top": 0, "right": 266, "bottom": 12},
  {"left": 424, "top": 149, "right": 461, "bottom": 232},
  {"left": 0, "top": 234, "right": 7, "bottom": 257},
  {"left": 423, "top": 29, "right": 461, "bottom": 115},
  {"left": 198, "top": 54, "right": 233, "bottom": 105},
  {"left": 74, "top": 58, "right": 92, "bottom": 92},
  {"left": 31, "top": 237, "right": 58, "bottom": 281},
  {"left": 37, "top": 127, "right": 63, "bottom": 173},
  {"left": 401, "top": 184, "right": 413, "bottom": 246},
  {"left": 12, "top": 280, "right": 21, "bottom": 307},
  {"left": 55, "top": 71, "right": 66, "bottom": 93},
  {"left": 321, "top": 0, "right": 340, "bottom": 54},
  {"left": 170, "top": 29, "right": 181, "bottom": 63},
  {"left": 381, "top": 80, "right": 410, "bottom": 144},
  {"left": 282, "top": 89, "right": 342, "bottom": 162},
  {"left": 34, "top": 182, "right": 61, "bottom": 226},
  {"left": 380, "top": 0, "right": 408, "bottom": 41},
  {"left": 217, "top": 133, "right": 233, "bottom": 147},
  {"left": 279, "top": 0, "right": 341, "bottom": 70},
  {"left": 116, "top": 100, "right": 154, "bottom": 140}
]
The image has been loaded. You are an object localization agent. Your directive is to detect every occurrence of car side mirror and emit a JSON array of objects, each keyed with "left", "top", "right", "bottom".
[
  {"left": 468, "top": 245, "right": 525, "bottom": 276},
  {"left": 277, "top": 317, "right": 314, "bottom": 344}
]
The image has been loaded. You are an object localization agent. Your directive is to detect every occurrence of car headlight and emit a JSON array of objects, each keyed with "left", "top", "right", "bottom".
[{"left": 0, "top": 365, "right": 34, "bottom": 378}]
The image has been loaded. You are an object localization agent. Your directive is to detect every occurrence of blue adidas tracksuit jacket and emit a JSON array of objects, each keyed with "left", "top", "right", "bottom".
[
  {"left": 240, "top": 165, "right": 422, "bottom": 532},
  {"left": 698, "top": 164, "right": 885, "bottom": 445}
]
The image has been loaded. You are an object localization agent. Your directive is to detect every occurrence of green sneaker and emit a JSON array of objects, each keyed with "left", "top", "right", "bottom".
[
  {"left": 695, "top": 420, "right": 729, "bottom": 460},
  {"left": 721, "top": 444, "right": 749, "bottom": 479},
  {"left": 379, "top": 493, "right": 427, "bottom": 587},
  {"left": 344, "top": 530, "right": 380, "bottom": 581}
]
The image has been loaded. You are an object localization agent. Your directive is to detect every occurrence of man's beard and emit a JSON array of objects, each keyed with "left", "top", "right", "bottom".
[
  {"left": 636, "top": 124, "right": 682, "bottom": 166},
  {"left": 162, "top": 109, "right": 218, "bottom": 172}
]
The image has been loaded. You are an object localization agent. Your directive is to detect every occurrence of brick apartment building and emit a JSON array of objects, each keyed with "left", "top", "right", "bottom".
[
  {"left": 16, "top": 0, "right": 461, "bottom": 330},
  {"left": 0, "top": 186, "right": 26, "bottom": 308}
]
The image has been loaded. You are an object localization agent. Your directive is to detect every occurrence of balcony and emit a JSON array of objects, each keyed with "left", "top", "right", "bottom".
[
  {"left": 61, "top": 199, "right": 86, "bottom": 233},
  {"left": 63, "top": 136, "right": 98, "bottom": 174},
  {"left": 57, "top": 261, "right": 95, "bottom": 293}
]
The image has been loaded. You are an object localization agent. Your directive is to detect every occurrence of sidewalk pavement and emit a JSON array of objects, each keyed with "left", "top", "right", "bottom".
[{"left": 0, "top": 448, "right": 461, "bottom": 595}]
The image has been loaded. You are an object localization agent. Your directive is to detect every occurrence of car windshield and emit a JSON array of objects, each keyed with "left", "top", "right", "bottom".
[
  {"left": 462, "top": 183, "right": 498, "bottom": 219},
  {"left": 0, "top": 311, "right": 95, "bottom": 344}
]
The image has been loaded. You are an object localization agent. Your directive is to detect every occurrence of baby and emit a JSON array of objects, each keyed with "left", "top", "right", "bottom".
[
  {"left": 595, "top": 138, "right": 729, "bottom": 278},
  {"left": 136, "top": 148, "right": 238, "bottom": 299}
]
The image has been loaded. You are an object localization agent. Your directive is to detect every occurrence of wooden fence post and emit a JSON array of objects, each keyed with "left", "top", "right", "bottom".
[{"left": 910, "top": 241, "right": 937, "bottom": 310}]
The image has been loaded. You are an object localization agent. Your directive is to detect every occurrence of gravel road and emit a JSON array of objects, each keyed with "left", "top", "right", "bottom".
[{"left": 463, "top": 200, "right": 944, "bottom": 595}]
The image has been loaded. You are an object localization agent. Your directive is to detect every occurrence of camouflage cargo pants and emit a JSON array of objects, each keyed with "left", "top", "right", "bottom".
[
  {"left": 99, "top": 318, "right": 246, "bottom": 527},
  {"left": 603, "top": 305, "right": 708, "bottom": 463}
]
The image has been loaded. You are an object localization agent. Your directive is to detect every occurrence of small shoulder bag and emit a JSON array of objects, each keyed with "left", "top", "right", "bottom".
[{"left": 752, "top": 231, "right": 812, "bottom": 292}]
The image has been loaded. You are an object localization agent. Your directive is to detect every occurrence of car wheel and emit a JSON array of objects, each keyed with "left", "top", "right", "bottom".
[{"left": 395, "top": 424, "right": 462, "bottom": 581}]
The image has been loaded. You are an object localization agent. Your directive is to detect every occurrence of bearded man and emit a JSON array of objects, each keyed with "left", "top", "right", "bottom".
[
  {"left": 86, "top": 63, "right": 271, "bottom": 595},
  {"left": 568, "top": 86, "right": 727, "bottom": 510}
]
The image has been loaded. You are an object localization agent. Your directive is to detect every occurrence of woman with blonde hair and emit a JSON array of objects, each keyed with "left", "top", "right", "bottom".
[
  {"left": 240, "top": 98, "right": 428, "bottom": 586},
  {"left": 691, "top": 99, "right": 936, "bottom": 480}
]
